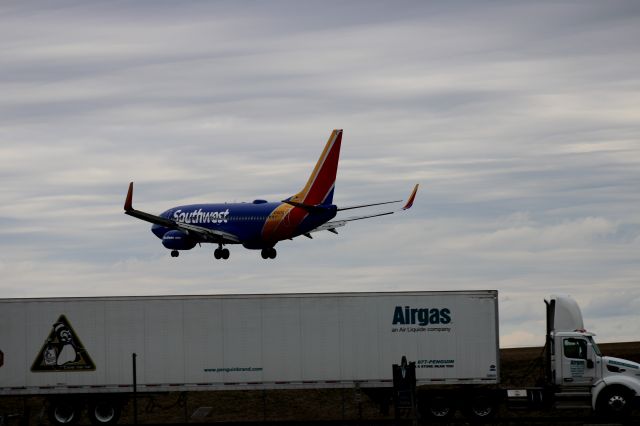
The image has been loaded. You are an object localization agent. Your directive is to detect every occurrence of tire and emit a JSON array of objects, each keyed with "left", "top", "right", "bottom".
[
  {"left": 597, "top": 386, "right": 632, "bottom": 418},
  {"left": 423, "top": 393, "right": 456, "bottom": 420},
  {"left": 221, "top": 248, "right": 230, "bottom": 259},
  {"left": 88, "top": 399, "right": 121, "bottom": 425},
  {"left": 48, "top": 399, "right": 80, "bottom": 425},
  {"left": 464, "top": 393, "right": 497, "bottom": 421}
]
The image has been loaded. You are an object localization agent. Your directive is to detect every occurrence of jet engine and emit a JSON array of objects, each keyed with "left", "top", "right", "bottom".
[{"left": 162, "top": 230, "right": 196, "bottom": 250}]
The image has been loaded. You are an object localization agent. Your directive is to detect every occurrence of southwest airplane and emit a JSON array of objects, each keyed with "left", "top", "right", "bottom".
[{"left": 124, "top": 129, "right": 419, "bottom": 259}]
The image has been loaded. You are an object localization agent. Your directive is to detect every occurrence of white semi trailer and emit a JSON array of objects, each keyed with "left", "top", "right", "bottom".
[{"left": 0, "top": 290, "right": 638, "bottom": 424}]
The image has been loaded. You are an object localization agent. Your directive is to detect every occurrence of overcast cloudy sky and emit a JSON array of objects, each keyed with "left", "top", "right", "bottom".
[{"left": 1, "top": 1, "right": 639, "bottom": 348}]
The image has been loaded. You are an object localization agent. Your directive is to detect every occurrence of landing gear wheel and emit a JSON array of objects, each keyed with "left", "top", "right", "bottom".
[
  {"left": 260, "top": 247, "right": 278, "bottom": 259},
  {"left": 170, "top": 250, "right": 179, "bottom": 258},
  {"left": 261, "top": 248, "right": 277, "bottom": 259},
  {"left": 215, "top": 247, "right": 230, "bottom": 260}
]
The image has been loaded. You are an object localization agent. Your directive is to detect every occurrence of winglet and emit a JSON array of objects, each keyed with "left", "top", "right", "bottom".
[
  {"left": 124, "top": 182, "right": 134, "bottom": 212},
  {"left": 402, "top": 184, "right": 419, "bottom": 210}
]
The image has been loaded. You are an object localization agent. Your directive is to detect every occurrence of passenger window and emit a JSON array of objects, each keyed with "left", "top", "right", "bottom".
[{"left": 563, "top": 338, "right": 587, "bottom": 360}]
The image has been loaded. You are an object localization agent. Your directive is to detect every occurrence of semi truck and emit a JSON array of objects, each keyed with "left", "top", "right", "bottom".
[{"left": 0, "top": 290, "right": 638, "bottom": 424}]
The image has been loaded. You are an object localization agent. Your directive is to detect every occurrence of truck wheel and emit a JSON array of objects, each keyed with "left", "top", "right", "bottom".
[
  {"left": 48, "top": 400, "right": 79, "bottom": 425},
  {"left": 597, "top": 386, "right": 631, "bottom": 418},
  {"left": 464, "top": 394, "right": 497, "bottom": 421},
  {"left": 88, "top": 400, "right": 121, "bottom": 425},
  {"left": 424, "top": 394, "right": 456, "bottom": 419}
]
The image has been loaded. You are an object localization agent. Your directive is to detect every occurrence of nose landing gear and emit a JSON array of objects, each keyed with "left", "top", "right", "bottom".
[
  {"left": 170, "top": 250, "right": 179, "bottom": 258},
  {"left": 260, "top": 247, "right": 277, "bottom": 259}
]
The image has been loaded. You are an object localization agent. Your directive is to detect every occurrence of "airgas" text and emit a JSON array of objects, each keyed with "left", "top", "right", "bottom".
[{"left": 392, "top": 306, "right": 451, "bottom": 326}]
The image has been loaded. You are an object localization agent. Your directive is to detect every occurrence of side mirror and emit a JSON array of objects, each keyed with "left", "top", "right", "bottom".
[{"left": 587, "top": 359, "right": 594, "bottom": 369}]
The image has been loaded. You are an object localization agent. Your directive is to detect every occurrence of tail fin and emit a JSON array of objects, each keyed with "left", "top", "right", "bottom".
[{"left": 289, "top": 129, "right": 342, "bottom": 206}]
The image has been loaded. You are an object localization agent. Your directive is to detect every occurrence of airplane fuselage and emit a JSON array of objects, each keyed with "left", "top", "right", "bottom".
[{"left": 151, "top": 201, "right": 337, "bottom": 250}]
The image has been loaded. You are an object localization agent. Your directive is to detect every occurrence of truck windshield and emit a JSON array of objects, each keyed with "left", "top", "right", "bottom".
[{"left": 588, "top": 337, "right": 602, "bottom": 356}]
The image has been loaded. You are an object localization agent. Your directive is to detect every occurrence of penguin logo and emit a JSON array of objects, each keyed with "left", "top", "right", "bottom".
[{"left": 31, "top": 315, "right": 96, "bottom": 372}]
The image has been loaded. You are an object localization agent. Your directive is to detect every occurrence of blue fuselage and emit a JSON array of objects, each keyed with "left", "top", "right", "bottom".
[{"left": 151, "top": 201, "right": 337, "bottom": 249}]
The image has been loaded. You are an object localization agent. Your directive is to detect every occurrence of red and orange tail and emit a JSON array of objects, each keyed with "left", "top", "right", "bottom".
[{"left": 289, "top": 129, "right": 342, "bottom": 206}]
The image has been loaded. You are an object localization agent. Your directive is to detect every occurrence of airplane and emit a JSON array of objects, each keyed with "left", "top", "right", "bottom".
[{"left": 124, "top": 129, "right": 419, "bottom": 260}]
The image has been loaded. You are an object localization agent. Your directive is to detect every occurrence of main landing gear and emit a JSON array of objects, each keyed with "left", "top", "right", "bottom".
[
  {"left": 214, "top": 245, "right": 230, "bottom": 260},
  {"left": 171, "top": 250, "right": 179, "bottom": 258},
  {"left": 261, "top": 247, "right": 277, "bottom": 259}
]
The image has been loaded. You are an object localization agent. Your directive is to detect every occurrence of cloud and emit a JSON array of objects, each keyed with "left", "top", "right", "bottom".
[{"left": 1, "top": 1, "right": 639, "bottom": 348}]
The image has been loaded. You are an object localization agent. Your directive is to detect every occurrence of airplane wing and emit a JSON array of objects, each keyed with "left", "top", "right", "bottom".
[
  {"left": 310, "top": 184, "right": 419, "bottom": 235},
  {"left": 172, "top": 221, "right": 240, "bottom": 244},
  {"left": 124, "top": 182, "right": 240, "bottom": 244}
]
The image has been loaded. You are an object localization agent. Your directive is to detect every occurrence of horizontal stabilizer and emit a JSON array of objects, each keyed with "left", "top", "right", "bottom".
[
  {"left": 309, "top": 184, "right": 419, "bottom": 235},
  {"left": 282, "top": 199, "right": 333, "bottom": 212},
  {"left": 337, "top": 199, "right": 402, "bottom": 211}
]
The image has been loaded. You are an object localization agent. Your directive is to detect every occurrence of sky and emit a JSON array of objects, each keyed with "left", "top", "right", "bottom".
[{"left": 1, "top": 1, "right": 639, "bottom": 348}]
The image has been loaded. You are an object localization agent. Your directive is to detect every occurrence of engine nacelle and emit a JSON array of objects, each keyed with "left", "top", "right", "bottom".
[{"left": 162, "top": 230, "right": 196, "bottom": 250}]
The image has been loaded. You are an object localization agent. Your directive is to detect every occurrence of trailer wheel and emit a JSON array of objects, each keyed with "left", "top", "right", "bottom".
[
  {"left": 463, "top": 393, "right": 497, "bottom": 421},
  {"left": 423, "top": 394, "right": 455, "bottom": 419},
  {"left": 88, "top": 399, "right": 121, "bottom": 425},
  {"left": 48, "top": 399, "right": 79, "bottom": 425},
  {"left": 596, "top": 386, "right": 631, "bottom": 418}
]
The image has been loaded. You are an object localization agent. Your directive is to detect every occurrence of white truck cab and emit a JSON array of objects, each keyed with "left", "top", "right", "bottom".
[{"left": 547, "top": 295, "right": 640, "bottom": 417}]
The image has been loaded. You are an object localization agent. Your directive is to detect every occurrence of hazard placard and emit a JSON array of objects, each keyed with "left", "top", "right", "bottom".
[{"left": 31, "top": 315, "right": 95, "bottom": 372}]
